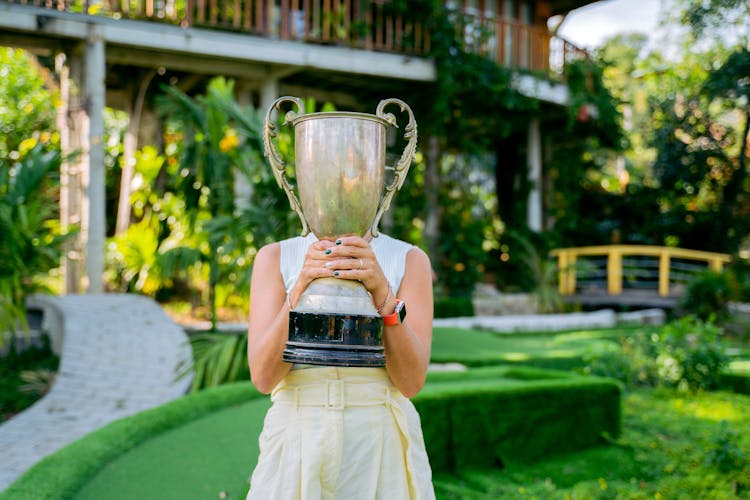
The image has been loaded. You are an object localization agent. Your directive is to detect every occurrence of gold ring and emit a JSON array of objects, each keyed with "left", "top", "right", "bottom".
[{"left": 359, "top": 258, "right": 363, "bottom": 270}]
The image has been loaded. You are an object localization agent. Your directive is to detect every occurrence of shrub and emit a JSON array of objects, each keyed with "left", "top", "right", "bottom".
[
  {"left": 180, "top": 331, "right": 249, "bottom": 392},
  {"left": 704, "top": 420, "right": 746, "bottom": 473},
  {"left": 583, "top": 317, "right": 728, "bottom": 391},
  {"left": 659, "top": 316, "right": 728, "bottom": 390},
  {"left": 433, "top": 296, "right": 474, "bottom": 318},
  {"left": 681, "top": 270, "right": 741, "bottom": 321}
]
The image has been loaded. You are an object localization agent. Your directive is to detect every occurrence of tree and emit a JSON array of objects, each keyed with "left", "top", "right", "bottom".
[
  {"left": 0, "top": 48, "right": 71, "bottom": 334},
  {"left": 158, "top": 77, "right": 267, "bottom": 330},
  {"left": 0, "top": 146, "right": 72, "bottom": 333}
]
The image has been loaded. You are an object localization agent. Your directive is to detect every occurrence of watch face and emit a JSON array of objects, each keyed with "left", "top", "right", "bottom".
[{"left": 396, "top": 300, "right": 407, "bottom": 324}]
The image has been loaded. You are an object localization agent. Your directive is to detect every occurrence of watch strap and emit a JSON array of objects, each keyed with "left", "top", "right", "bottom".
[{"left": 383, "top": 300, "right": 405, "bottom": 326}]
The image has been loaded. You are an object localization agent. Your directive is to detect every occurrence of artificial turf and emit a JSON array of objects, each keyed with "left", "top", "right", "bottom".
[
  {"left": 430, "top": 326, "right": 627, "bottom": 369},
  {"left": 73, "top": 398, "right": 270, "bottom": 500}
]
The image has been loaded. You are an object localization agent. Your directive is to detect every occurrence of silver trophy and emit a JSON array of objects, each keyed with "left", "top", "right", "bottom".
[{"left": 263, "top": 96, "right": 417, "bottom": 366}]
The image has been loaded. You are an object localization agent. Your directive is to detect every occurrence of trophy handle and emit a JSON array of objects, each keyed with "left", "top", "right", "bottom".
[
  {"left": 370, "top": 98, "right": 418, "bottom": 237},
  {"left": 263, "top": 96, "right": 311, "bottom": 236}
]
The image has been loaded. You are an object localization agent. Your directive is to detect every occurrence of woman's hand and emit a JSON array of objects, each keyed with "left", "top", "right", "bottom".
[
  {"left": 287, "top": 239, "right": 337, "bottom": 308},
  {"left": 315, "top": 235, "right": 391, "bottom": 312}
]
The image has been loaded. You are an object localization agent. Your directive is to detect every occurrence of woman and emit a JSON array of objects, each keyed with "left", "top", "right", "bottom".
[{"left": 246, "top": 231, "right": 435, "bottom": 499}]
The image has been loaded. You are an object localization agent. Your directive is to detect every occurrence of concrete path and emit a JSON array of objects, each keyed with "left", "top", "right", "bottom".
[
  {"left": 435, "top": 308, "right": 664, "bottom": 331},
  {"left": 0, "top": 294, "right": 193, "bottom": 491}
]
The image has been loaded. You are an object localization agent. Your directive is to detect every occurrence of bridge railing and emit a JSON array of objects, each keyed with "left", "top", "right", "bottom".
[{"left": 550, "top": 245, "right": 732, "bottom": 297}]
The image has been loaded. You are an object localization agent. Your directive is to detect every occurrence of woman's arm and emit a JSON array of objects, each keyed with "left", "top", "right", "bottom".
[
  {"left": 246, "top": 243, "right": 291, "bottom": 394},
  {"left": 381, "top": 248, "right": 433, "bottom": 397},
  {"left": 247, "top": 239, "right": 337, "bottom": 393},
  {"left": 323, "top": 237, "right": 433, "bottom": 397}
]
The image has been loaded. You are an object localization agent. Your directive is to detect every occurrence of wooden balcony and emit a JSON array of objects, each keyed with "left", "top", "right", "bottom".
[
  {"left": 3, "top": 0, "right": 586, "bottom": 74},
  {"left": 449, "top": 10, "right": 588, "bottom": 73}
]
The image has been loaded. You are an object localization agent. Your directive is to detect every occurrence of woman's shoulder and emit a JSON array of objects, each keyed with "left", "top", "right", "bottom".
[{"left": 255, "top": 241, "right": 281, "bottom": 262}]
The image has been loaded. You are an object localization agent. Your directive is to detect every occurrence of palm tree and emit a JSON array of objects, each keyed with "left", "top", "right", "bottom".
[{"left": 158, "top": 77, "right": 266, "bottom": 331}]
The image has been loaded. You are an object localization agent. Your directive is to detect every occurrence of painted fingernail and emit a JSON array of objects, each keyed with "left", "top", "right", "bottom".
[
  {"left": 335, "top": 239, "right": 342, "bottom": 245},
  {"left": 333, "top": 271, "right": 340, "bottom": 277},
  {"left": 325, "top": 249, "right": 332, "bottom": 255}
]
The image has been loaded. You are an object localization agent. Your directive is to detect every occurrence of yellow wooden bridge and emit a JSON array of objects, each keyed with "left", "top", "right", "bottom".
[{"left": 550, "top": 245, "right": 732, "bottom": 308}]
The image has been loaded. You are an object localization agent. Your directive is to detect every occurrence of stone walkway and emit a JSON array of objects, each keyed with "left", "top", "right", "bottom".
[{"left": 0, "top": 294, "right": 193, "bottom": 491}]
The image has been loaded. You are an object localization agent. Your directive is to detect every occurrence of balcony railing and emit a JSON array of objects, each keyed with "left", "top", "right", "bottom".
[
  {"left": 5, "top": 0, "right": 586, "bottom": 73},
  {"left": 450, "top": 10, "right": 588, "bottom": 73}
]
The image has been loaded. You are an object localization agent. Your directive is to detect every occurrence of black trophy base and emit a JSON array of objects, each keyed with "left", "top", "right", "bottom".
[{"left": 284, "top": 310, "right": 385, "bottom": 367}]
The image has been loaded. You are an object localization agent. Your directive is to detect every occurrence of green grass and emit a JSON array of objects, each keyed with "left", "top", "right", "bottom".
[
  {"left": 73, "top": 398, "right": 269, "bottom": 500},
  {"left": 433, "top": 388, "right": 750, "bottom": 499},
  {"left": 430, "top": 326, "right": 629, "bottom": 370}
]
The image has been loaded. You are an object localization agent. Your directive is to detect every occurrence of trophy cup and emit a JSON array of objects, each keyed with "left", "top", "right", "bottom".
[{"left": 263, "top": 96, "right": 417, "bottom": 367}]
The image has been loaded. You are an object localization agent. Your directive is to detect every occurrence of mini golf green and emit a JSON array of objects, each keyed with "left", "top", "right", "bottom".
[{"left": 73, "top": 398, "right": 270, "bottom": 500}]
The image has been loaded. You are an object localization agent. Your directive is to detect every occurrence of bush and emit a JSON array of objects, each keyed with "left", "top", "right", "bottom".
[
  {"left": 718, "top": 371, "right": 750, "bottom": 395},
  {"left": 704, "top": 420, "right": 746, "bottom": 473},
  {"left": 0, "top": 337, "right": 59, "bottom": 421},
  {"left": 681, "top": 270, "right": 741, "bottom": 321},
  {"left": 433, "top": 296, "right": 474, "bottom": 318},
  {"left": 584, "top": 317, "right": 729, "bottom": 391}
]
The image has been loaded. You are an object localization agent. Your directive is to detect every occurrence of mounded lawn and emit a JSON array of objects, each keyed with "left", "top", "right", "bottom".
[
  {"left": 73, "top": 398, "right": 270, "bottom": 500},
  {"left": 430, "top": 326, "right": 629, "bottom": 369}
]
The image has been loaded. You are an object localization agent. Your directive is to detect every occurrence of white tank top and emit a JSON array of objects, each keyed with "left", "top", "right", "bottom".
[{"left": 279, "top": 233, "right": 415, "bottom": 295}]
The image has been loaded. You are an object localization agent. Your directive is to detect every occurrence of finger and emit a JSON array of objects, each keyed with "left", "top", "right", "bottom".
[
  {"left": 331, "top": 269, "right": 367, "bottom": 280},
  {"left": 326, "top": 245, "right": 372, "bottom": 259},
  {"left": 334, "top": 236, "right": 369, "bottom": 248},
  {"left": 324, "top": 257, "right": 364, "bottom": 271}
]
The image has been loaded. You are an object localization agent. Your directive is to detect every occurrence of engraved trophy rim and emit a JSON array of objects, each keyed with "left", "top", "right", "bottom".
[{"left": 290, "top": 110, "right": 391, "bottom": 127}]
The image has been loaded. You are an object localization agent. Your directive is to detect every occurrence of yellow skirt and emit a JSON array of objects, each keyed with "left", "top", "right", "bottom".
[{"left": 247, "top": 367, "right": 435, "bottom": 500}]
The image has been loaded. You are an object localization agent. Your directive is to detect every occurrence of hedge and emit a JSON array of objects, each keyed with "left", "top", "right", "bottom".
[
  {"left": 418, "top": 366, "right": 622, "bottom": 473},
  {"left": 0, "top": 383, "right": 262, "bottom": 500},
  {"left": 719, "top": 371, "right": 750, "bottom": 395},
  {"left": 2, "top": 367, "right": 621, "bottom": 498}
]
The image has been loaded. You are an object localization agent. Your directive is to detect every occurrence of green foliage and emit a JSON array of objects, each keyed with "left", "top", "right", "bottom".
[
  {"left": 433, "top": 297, "right": 474, "bottom": 318},
  {"left": 0, "top": 48, "right": 58, "bottom": 163},
  {"left": 0, "top": 338, "right": 59, "bottom": 422},
  {"left": 434, "top": 388, "right": 750, "bottom": 499},
  {"left": 0, "top": 49, "right": 68, "bottom": 333},
  {"left": 0, "top": 145, "right": 74, "bottom": 333},
  {"left": 681, "top": 270, "right": 742, "bottom": 320},
  {"left": 718, "top": 371, "right": 750, "bottom": 395},
  {"left": 182, "top": 331, "right": 249, "bottom": 392},
  {"left": 435, "top": 154, "right": 499, "bottom": 297},
  {"left": 584, "top": 317, "right": 729, "bottom": 391},
  {"left": 122, "top": 77, "right": 289, "bottom": 328},
  {"left": 501, "top": 230, "right": 564, "bottom": 311},
  {"left": 704, "top": 420, "right": 746, "bottom": 473},
  {"left": 575, "top": 9, "right": 750, "bottom": 256}
]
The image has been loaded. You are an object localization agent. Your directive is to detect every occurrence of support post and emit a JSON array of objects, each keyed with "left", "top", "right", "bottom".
[
  {"left": 526, "top": 118, "right": 542, "bottom": 232},
  {"left": 57, "top": 48, "right": 84, "bottom": 294},
  {"left": 84, "top": 32, "right": 106, "bottom": 293},
  {"left": 607, "top": 250, "right": 622, "bottom": 295},
  {"left": 658, "top": 251, "right": 670, "bottom": 297}
]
